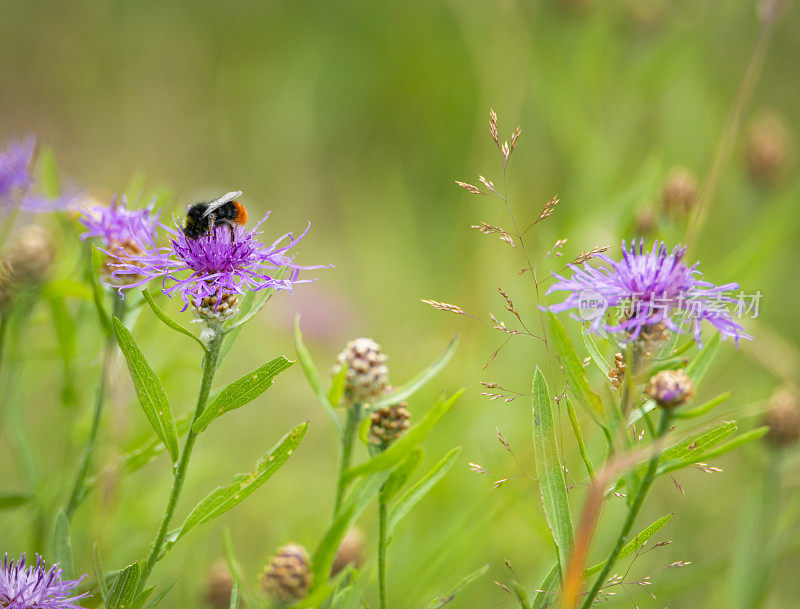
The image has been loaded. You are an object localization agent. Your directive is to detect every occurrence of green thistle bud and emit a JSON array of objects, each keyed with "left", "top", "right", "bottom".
[
  {"left": 261, "top": 544, "right": 312, "bottom": 604},
  {"left": 646, "top": 369, "right": 694, "bottom": 409}
]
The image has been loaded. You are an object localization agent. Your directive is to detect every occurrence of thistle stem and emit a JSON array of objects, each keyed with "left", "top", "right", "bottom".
[
  {"left": 137, "top": 326, "right": 224, "bottom": 591},
  {"left": 334, "top": 403, "right": 362, "bottom": 514},
  {"left": 580, "top": 410, "right": 671, "bottom": 609},
  {"left": 378, "top": 497, "right": 388, "bottom": 609},
  {"left": 65, "top": 293, "right": 125, "bottom": 520}
]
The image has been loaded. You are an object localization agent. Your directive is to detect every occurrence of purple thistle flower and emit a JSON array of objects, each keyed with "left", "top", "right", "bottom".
[
  {"left": 108, "top": 211, "right": 329, "bottom": 312},
  {"left": 547, "top": 239, "right": 751, "bottom": 345},
  {"left": 80, "top": 195, "right": 159, "bottom": 247},
  {"left": 0, "top": 554, "right": 87, "bottom": 609},
  {"left": 0, "top": 136, "right": 77, "bottom": 213}
]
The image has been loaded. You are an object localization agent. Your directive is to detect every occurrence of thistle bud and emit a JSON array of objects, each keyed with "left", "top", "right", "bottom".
[
  {"left": 764, "top": 390, "right": 800, "bottom": 447},
  {"left": 336, "top": 338, "right": 389, "bottom": 404},
  {"left": 261, "top": 544, "right": 312, "bottom": 604},
  {"left": 205, "top": 561, "right": 233, "bottom": 609},
  {"left": 633, "top": 205, "right": 658, "bottom": 236},
  {"left": 5, "top": 225, "right": 54, "bottom": 284},
  {"left": 195, "top": 292, "right": 240, "bottom": 323},
  {"left": 331, "top": 527, "right": 365, "bottom": 576},
  {"left": 646, "top": 369, "right": 694, "bottom": 409},
  {"left": 661, "top": 167, "right": 698, "bottom": 216},
  {"left": 102, "top": 239, "right": 146, "bottom": 286},
  {"left": 608, "top": 352, "right": 625, "bottom": 390},
  {"left": 639, "top": 321, "right": 670, "bottom": 353},
  {"left": 368, "top": 403, "right": 410, "bottom": 447},
  {"left": 744, "top": 112, "right": 791, "bottom": 186}
]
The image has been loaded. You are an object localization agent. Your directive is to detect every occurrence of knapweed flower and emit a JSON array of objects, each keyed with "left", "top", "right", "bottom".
[
  {"left": 107, "top": 209, "right": 327, "bottom": 317},
  {"left": 0, "top": 137, "right": 75, "bottom": 213},
  {"left": 0, "top": 554, "right": 87, "bottom": 609},
  {"left": 548, "top": 240, "right": 750, "bottom": 345},
  {"left": 80, "top": 196, "right": 159, "bottom": 284}
]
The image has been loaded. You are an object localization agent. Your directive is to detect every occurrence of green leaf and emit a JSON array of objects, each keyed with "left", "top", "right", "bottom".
[
  {"left": 425, "top": 564, "right": 490, "bottom": 609},
  {"left": 654, "top": 421, "right": 737, "bottom": 472},
  {"left": 193, "top": 356, "right": 295, "bottom": 433},
  {"left": 388, "top": 447, "right": 461, "bottom": 538},
  {"left": 88, "top": 248, "right": 112, "bottom": 336},
  {"left": 531, "top": 564, "right": 559, "bottom": 609},
  {"left": 51, "top": 510, "right": 74, "bottom": 580},
  {"left": 218, "top": 324, "right": 242, "bottom": 364},
  {"left": 35, "top": 146, "right": 61, "bottom": 196},
  {"left": 165, "top": 422, "right": 308, "bottom": 552},
  {"left": 112, "top": 316, "right": 179, "bottom": 463},
  {"left": 106, "top": 562, "right": 141, "bottom": 609},
  {"left": 93, "top": 543, "right": 109, "bottom": 602},
  {"left": 141, "top": 584, "right": 174, "bottom": 609},
  {"left": 658, "top": 427, "right": 768, "bottom": 476},
  {"left": 582, "top": 331, "right": 609, "bottom": 378},
  {"left": 224, "top": 267, "right": 287, "bottom": 330},
  {"left": 328, "top": 364, "right": 348, "bottom": 409},
  {"left": 532, "top": 367, "right": 573, "bottom": 572},
  {"left": 142, "top": 290, "right": 206, "bottom": 350},
  {"left": 372, "top": 336, "right": 458, "bottom": 409},
  {"left": 566, "top": 398, "right": 595, "bottom": 478},
  {"left": 585, "top": 514, "right": 673, "bottom": 576},
  {"left": 295, "top": 317, "right": 341, "bottom": 432},
  {"left": 222, "top": 530, "right": 261, "bottom": 609},
  {"left": 380, "top": 446, "right": 424, "bottom": 504},
  {"left": 673, "top": 392, "right": 732, "bottom": 419},
  {"left": 342, "top": 390, "right": 463, "bottom": 483},
  {"left": 686, "top": 333, "right": 721, "bottom": 385},
  {"left": 549, "top": 313, "right": 604, "bottom": 419},
  {"left": 132, "top": 587, "right": 154, "bottom": 609},
  {"left": 0, "top": 491, "right": 31, "bottom": 510}
]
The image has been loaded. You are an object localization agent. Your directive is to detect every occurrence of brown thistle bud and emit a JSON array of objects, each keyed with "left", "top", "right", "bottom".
[
  {"left": 368, "top": 403, "right": 410, "bottom": 447},
  {"left": 744, "top": 112, "right": 791, "bottom": 186},
  {"left": 661, "top": 167, "right": 698, "bottom": 216},
  {"left": 5, "top": 225, "right": 54, "bottom": 284},
  {"left": 633, "top": 205, "right": 658, "bottom": 236},
  {"left": 646, "top": 369, "right": 694, "bottom": 409},
  {"left": 331, "top": 527, "right": 365, "bottom": 576},
  {"left": 639, "top": 321, "right": 670, "bottom": 353},
  {"left": 101, "top": 239, "right": 146, "bottom": 286},
  {"left": 764, "top": 390, "right": 800, "bottom": 447},
  {"left": 336, "top": 338, "right": 389, "bottom": 404},
  {"left": 195, "top": 292, "right": 240, "bottom": 323},
  {"left": 205, "top": 560, "right": 233, "bottom": 609},
  {"left": 608, "top": 352, "right": 626, "bottom": 390},
  {"left": 261, "top": 544, "right": 312, "bottom": 604}
]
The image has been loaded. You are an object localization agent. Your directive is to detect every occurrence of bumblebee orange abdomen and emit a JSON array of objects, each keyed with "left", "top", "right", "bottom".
[{"left": 232, "top": 201, "right": 248, "bottom": 225}]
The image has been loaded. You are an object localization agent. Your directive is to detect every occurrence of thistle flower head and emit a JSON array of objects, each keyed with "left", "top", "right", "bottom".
[
  {"left": 548, "top": 239, "right": 750, "bottom": 345},
  {"left": 260, "top": 544, "right": 312, "bottom": 604},
  {"left": 368, "top": 402, "right": 410, "bottom": 447},
  {"left": 0, "top": 137, "right": 76, "bottom": 213},
  {"left": 5, "top": 225, "right": 54, "bottom": 284},
  {"left": 336, "top": 338, "right": 389, "bottom": 404},
  {"left": 80, "top": 195, "right": 159, "bottom": 247},
  {"left": 646, "top": 369, "right": 695, "bottom": 409},
  {"left": 0, "top": 554, "right": 87, "bottom": 609},
  {"left": 107, "top": 209, "right": 327, "bottom": 313}
]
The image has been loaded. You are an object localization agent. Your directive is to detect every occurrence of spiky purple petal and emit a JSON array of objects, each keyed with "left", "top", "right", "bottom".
[{"left": 0, "top": 554, "right": 87, "bottom": 609}]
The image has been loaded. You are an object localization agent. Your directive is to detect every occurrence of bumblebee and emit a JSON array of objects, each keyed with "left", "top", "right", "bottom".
[{"left": 183, "top": 190, "right": 248, "bottom": 240}]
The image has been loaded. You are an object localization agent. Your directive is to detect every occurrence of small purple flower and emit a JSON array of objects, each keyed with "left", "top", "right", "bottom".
[
  {"left": 0, "top": 554, "right": 87, "bottom": 609},
  {"left": 0, "top": 136, "right": 76, "bottom": 213},
  {"left": 548, "top": 239, "right": 750, "bottom": 345},
  {"left": 80, "top": 195, "right": 159, "bottom": 247},
  {"left": 108, "top": 210, "right": 329, "bottom": 312}
]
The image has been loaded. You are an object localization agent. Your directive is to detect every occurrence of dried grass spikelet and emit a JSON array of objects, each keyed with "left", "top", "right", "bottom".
[
  {"left": 331, "top": 527, "right": 366, "bottom": 576},
  {"left": 368, "top": 402, "right": 410, "bottom": 447},
  {"left": 205, "top": 560, "right": 234, "bottom": 609},
  {"left": 336, "top": 338, "right": 389, "bottom": 405},
  {"left": 661, "top": 167, "right": 698, "bottom": 216},
  {"left": 261, "top": 544, "right": 312, "bottom": 604},
  {"left": 646, "top": 369, "right": 694, "bottom": 409},
  {"left": 744, "top": 111, "right": 792, "bottom": 186},
  {"left": 608, "top": 352, "right": 626, "bottom": 390},
  {"left": 764, "top": 389, "right": 800, "bottom": 447},
  {"left": 5, "top": 225, "right": 54, "bottom": 284}
]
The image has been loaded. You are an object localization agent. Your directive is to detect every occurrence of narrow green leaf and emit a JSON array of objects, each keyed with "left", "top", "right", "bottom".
[
  {"left": 193, "top": 356, "right": 295, "bottom": 432},
  {"left": 342, "top": 390, "right": 463, "bottom": 483},
  {"left": 655, "top": 421, "right": 737, "bottom": 470},
  {"left": 566, "top": 398, "right": 595, "bottom": 478},
  {"left": 51, "top": 510, "right": 74, "bottom": 580},
  {"left": 0, "top": 491, "right": 31, "bottom": 510},
  {"left": 531, "top": 564, "right": 559, "bottom": 609},
  {"left": 380, "top": 446, "right": 424, "bottom": 504},
  {"left": 142, "top": 290, "right": 206, "bottom": 350},
  {"left": 295, "top": 317, "right": 341, "bottom": 432},
  {"left": 328, "top": 364, "right": 348, "bottom": 409},
  {"left": 549, "top": 313, "right": 604, "bottom": 419},
  {"left": 673, "top": 392, "right": 732, "bottom": 419},
  {"left": 627, "top": 399, "right": 657, "bottom": 427},
  {"left": 582, "top": 330, "right": 609, "bottom": 377},
  {"left": 88, "top": 247, "right": 112, "bottom": 336},
  {"left": 647, "top": 356, "right": 689, "bottom": 376},
  {"left": 222, "top": 530, "right": 260, "bottom": 609},
  {"left": 532, "top": 367, "right": 573, "bottom": 572},
  {"left": 585, "top": 514, "right": 673, "bottom": 576},
  {"left": 166, "top": 422, "right": 308, "bottom": 551},
  {"left": 93, "top": 543, "right": 109, "bottom": 602},
  {"left": 372, "top": 336, "right": 458, "bottom": 409},
  {"left": 225, "top": 267, "right": 287, "bottom": 330},
  {"left": 106, "top": 562, "right": 141, "bottom": 609},
  {"left": 218, "top": 324, "right": 242, "bottom": 364},
  {"left": 388, "top": 447, "right": 461, "bottom": 538},
  {"left": 132, "top": 587, "right": 154, "bottom": 609},
  {"left": 425, "top": 564, "right": 490, "bottom": 609},
  {"left": 112, "top": 316, "right": 179, "bottom": 463},
  {"left": 686, "top": 333, "right": 721, "bottom": 385},
  {"left": 658, "top": 427, "right": 768, "bottom": 476},
  {"left": 141, "top": 583, "right": 174, "bottom": 609}
]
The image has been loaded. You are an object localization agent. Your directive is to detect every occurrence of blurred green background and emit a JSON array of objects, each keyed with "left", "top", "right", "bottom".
[{"left": 1, "top": 0, "right": 799, "bottom": 607}]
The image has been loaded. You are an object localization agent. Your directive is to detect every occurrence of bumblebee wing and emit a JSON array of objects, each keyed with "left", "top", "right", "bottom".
[{"left": 202, "top": 190, "right": 243, "bottom": 217}]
